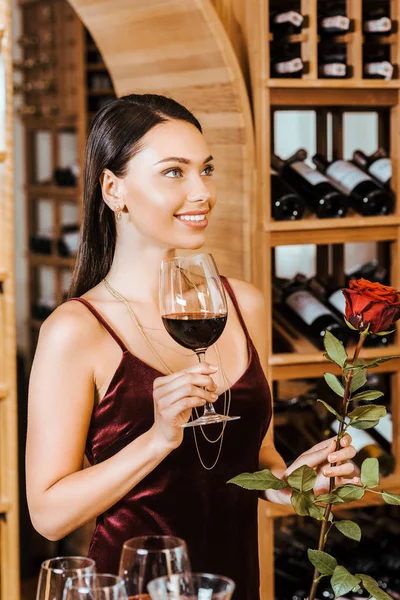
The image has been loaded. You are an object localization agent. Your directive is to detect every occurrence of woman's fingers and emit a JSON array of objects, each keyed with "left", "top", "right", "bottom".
[
  {"left": 327, "top": 444, "right": 356, "bottom": 465},
  {"left": 157, "top": 384, "right": 218, "bottom": 411},
  {"left": 153, "top": 362, "right": 218, "bottom": 389}
]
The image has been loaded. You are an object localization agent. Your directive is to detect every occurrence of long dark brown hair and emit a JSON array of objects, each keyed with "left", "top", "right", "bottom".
[{"left": 69, "top": 94, "right": 202, "bottom": 298}]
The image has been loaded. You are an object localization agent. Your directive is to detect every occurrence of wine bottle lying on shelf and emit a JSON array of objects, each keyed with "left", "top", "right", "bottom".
[
  {"left": 32, "top": 298, "right": 56, "bottom": 321},
  {"left": 352, "top": 148, "right": 391, "bottom": 189},
  {"left": 270, "top": 44, "right": 304, "bottom": 78},
  {"left": 271, "top": 150, "right": 348, "bottom": 218},
  {"left": 363, "top": 46, "right": 394, "bottom": 80},
  {"left": 271, "top": 172, "right": 306, "bottom": 220},
  {"left": 330, "top": 417, "right": 395, "bottom": 477},
  {"left": 318, "top": 0, "right": 350, "bottom": 36},
  {"left": 363, "top": 6, "right": 392, "bottom": 35},
  {"left": 270, "top": 9, "right": 304, "bottom": 37},
  {"left": 273, "top": 276, "right": 351, "bottom": 350},
  {"left": 312, "top": 153, "right": 394, "bottom": 216},
  {"left": 318, "top": 43, "right": 349, "bottom": 78}
]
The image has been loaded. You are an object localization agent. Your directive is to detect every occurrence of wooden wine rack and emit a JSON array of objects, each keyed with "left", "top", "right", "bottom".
[
  {"left": 0, "top": 0, "right": 20, "bottom": 599},
  {"left": 239, "top": 0, "right": 400, "bottom": 597}
]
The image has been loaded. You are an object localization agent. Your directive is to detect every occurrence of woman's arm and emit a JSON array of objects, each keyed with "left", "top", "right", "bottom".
[
  {"left": 26, "top": 303, "right": 218, "bottom": 540},
  {"left": 227, "top": 278, "right": 358, "bottom": 505}
]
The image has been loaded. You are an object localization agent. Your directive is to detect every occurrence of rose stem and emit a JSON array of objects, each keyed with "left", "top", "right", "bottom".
[{"left": 308, "top": 332, "right": 368, "bottom": 600}]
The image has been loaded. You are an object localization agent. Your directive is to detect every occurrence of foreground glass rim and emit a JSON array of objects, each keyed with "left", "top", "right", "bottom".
[
  {"left": 65, "top": 574, "right": 125, "bottom": 590},
  {"left": 122, "top": 535, "right": 187, "bottom": 553},
  {"left": 40, "top": 557, "right": 96, "bottom": 574},
  {"left": 147, "top": 571, "right": 236, "bottom": 593}
]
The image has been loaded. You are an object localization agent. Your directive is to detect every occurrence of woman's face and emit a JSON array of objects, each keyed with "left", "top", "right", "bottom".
[{"left": 118, "top": 118, "right": 217, "bottom": 249}]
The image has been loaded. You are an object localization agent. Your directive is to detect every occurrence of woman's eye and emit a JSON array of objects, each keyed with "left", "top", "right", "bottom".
[
  {"left": 164, "top": 168, "right": 183, "bottom": 178},
  {"left": 202, "top": 165, "right": 214, "bottom": 176}
]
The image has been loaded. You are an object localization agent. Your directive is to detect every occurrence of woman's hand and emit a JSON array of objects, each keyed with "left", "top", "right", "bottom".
[
  {"left": 283, "top": 434, "right": 360, "bottom": 497},
  {"left": 151, "top": 362, "right": 219, "bottom": 451}
]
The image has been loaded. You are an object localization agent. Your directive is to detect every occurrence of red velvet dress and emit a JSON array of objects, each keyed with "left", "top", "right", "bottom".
[{"left": 67, "top": 278, "right": 272, "bottom": 600}]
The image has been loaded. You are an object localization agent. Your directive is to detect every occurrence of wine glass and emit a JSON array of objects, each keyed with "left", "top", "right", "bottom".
[
  {"left": 147, "top": 572, "right": 236, "bottom": 599},
  {"left": 118, "top": 536, "right": 191, "bottom": 600},
  {"left": 159, "top": 253, "right": 240, "bottom": 427},
  {"left": 37, "top": 557, "right": 96, "bottom": 600},
  {"left": 63, "top": 574, "right": 127, "bottom": 600}
]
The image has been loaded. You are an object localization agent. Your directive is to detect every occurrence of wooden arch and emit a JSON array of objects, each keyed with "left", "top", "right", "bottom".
[{"left": 67, "top": 0, "right": 255, "bottom": 279}]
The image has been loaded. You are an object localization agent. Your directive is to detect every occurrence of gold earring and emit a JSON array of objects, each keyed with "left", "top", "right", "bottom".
[{"left": 115, "top": 204, "right": 122, "bottom": 221}]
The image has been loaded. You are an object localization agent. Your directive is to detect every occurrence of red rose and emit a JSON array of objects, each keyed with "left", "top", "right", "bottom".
[{"left": 342, "top": 278, "right": 400, "bottom": 334}]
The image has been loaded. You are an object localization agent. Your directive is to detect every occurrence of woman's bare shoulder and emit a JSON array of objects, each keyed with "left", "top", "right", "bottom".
[{"left": 226, "top": 277, "right": 266, "bottom": 314}]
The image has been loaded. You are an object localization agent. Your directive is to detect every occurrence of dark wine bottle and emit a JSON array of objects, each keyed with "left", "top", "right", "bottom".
[
  {"left": 352, "top": 148, "right": 392, "bottom": 189},
  {"left": 57, "top": 225, "right": 80, "bottom": 257},
  {"left": 272, "top": 150, "right": 348, "bottom": 218},
  {"left": 363, "top": 6, "right": 392, "bottom": 35},
  {"left": 363, "top": 46, "right": 394, "bottom": 80},
  {"left": 270, "top": 9, "right": 304, "bottom": 37},
  {"left": 331, "top": 418, "right": 395, "bottom": 477},
  {"left": 318, "top": 43, "right": 348, "bottom": 78},
  {"left": 312, "top": 153, "right": 394, "bottom": 216},
  {"left": 271, "top": 172, "right": 306, "bottom": 220},
  {"left": 274, "top": 277, "right": 351, "bottom": 349},
  {"left": 270, "top": 44, "right": 304, "bottom": 78},
  {"left": 319, "top": 1, "right": 350, "bottom": 35}
]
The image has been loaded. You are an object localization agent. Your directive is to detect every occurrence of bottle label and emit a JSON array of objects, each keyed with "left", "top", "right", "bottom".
[
  {"left": 275, "top": 57, "right": 303, "bottom": 74},
  {"left": 368, "top": 157, "right": 391, "bottom": 184},
  {"left": 325, "top": 160, "right": 371, "bottom": 194},
  {"left": 285, "top": 290, "right": 332, "bottom": 326},
  {"left": 364, "top": 17, "right": 392, "bottom": 33},
  {"left": 374, "top": 413, "right": 393, "bottom": 443},
  {"left": 365, "top": 61, "right": 394, "bottom": 80},
  {"left": 274, "top": 11, "right": 304, "bottom": 27},
  {"left": 321, "top": 15, "right": 350, "bottom": 31},
  {"left": 291, "top": 161, "right": 328, "bottom": 185},
  {"left": 328, "top": 289, "right": 346, "bottom": 314},
  {"left": 322, "top": 63, "right": 347, "bottom": 77}
]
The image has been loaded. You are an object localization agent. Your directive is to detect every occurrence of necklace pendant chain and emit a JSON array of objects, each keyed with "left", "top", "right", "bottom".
[{"left": 102, "top": 278, "right": 233, "bottom": 470}]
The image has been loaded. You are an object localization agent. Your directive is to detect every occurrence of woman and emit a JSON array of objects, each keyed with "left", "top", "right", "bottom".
[{"left": 26, "top": 94, "right": 358, "bottom": 600}]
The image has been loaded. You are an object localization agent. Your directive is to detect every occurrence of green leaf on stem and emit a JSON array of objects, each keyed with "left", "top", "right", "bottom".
[
  {"left": 335, "top": 484, "right": 365, "bottom": 503},
  {"left": 350, "top": 369, "right": 367, "bottom": 393},
  {"left": 375, "top": 329, "right": 395, "bottom": 336},
  {"left": 307, "top": 549, "right": 337, "bottom": 575},
  {"left": 324, "top": 330, "right": 348, "bottom": 368},
  {"left": 382, "top": 490, "right": 400, "bottom": 505},
  {"left": 348, "top": 405, "right": 386, "bottom": 422},
  {"left": 350, "top": 419, "right": 380, "bottom": 430},
  {"left": 315, "top": 492, "right": 345, "bottom": 505},
  {"left": 227, "top": 469, "right": 287, "bottom": 490},
  {"left": 317, "top": 400, "right": 344, "bottom": 422},
  {"left": 334, "top": 520, "right": 362, "bottom": 542},
  {"left": 331, "top": 566, "right": 361, "bottom": 597},
  {"left": 359, "top": 574, "right": 394, "bottom": 600},
  {"left": 361, "top": 457, "right": 379, "bottom": 488},
  {"left": 345, "top": 359, "right": 367, "bottom": 371},
  {"left": 344, "top": 317, "right": 358, "bottom": 331},
  {"left": 291, "top": 490, "right": 315, "bottom": 516},
  {"left": 288, "top": 465, "right": 317, "bottom": 492},
  {"left": 364, "top": 356, "right": 400, "bottom": 369},
  {"left": 350, "top": 390, "right": 384, "bottom": 402},
  {"left": 324, "top": 373, "right": 345, "bottom": 397}
]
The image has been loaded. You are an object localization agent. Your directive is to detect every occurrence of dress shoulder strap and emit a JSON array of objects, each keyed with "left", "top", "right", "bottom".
[
  {"left": 220, "top": 276, "right": 251, "bottom": 340},
  {"left": 66, "top": 297, "right": 129, "bottom": 352}
]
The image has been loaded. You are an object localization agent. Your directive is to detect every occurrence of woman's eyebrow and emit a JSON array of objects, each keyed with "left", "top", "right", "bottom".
[{"left": 155, "top": 155, "right": 214, "bottom": 165}]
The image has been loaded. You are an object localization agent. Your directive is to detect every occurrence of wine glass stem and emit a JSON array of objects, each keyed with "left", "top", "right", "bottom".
[{"left": 196, "top": 350, "right": 217, "bottom": 416}]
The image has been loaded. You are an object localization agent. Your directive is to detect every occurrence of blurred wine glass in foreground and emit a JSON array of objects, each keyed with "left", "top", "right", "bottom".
[
  {"left": 37, "top": 557, "right": 96, "bottom": 600},
  {"left": 63, "top": 574, "right": 127, "bottom": 600},
  {"left": 147, "top": 572, "right": 236, "bottom": 599}
]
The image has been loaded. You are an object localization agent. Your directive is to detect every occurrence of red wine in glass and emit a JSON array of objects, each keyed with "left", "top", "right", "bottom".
[{"left": 160, "top": 253, "right": 240, "bottom": 427}]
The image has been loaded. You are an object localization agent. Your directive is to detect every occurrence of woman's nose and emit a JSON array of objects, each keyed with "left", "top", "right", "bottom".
[{"left": 187, "top": 179, "right": 212, "bottom": 203}]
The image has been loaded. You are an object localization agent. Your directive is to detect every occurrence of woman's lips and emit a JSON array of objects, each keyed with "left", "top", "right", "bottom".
[{"left": 174, "top": 213, "right": 209, "bottom": 229}]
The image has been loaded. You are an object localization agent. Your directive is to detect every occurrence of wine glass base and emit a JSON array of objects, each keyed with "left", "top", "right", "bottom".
[{"left": 182, "top": 414, "right": 241, "bottom": 428}]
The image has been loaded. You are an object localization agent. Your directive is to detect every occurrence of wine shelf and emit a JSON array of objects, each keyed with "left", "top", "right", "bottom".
[
  {"left": 268, "top": 78, "right": 400, "bottom": 88},
  {"left": 29, "top": 254, "right": 75, "bottom": 268},
  {"left": 0, "top": 384, "right": 9, "bottom": 401},
  {"left": 26, "top": 184, "right": 79, "bottom": 199},
  {"left": 268, "top": 220, "right": 400, "bottom": 245},
  {"left": 0, "top": 499, "right": 11, "bottom": 516}
]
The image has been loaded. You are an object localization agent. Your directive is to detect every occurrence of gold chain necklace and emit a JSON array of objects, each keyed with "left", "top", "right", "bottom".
[{"left": 102, "top": 278, "right": 232, "bottom": 469}]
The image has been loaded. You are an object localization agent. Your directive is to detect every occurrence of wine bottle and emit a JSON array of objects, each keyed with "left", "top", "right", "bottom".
[
  {"left": 270, "top": 44, "right": 304, "bottom": 78},
  {"left": 271, "top": 172, "right": 306, "bottom": 220},
  {"left": 57, "top": 225, "right": 80, "bottom": 257},
  {"left": 17, "top": 34, "right": 39, "bottom": 47},
  {"left": 352, "top": 149, "right": 392, "bottom": 189},
  {"left": 319, "top": 1, "right": 350, "bottom": 35},
  {"left": 318, "top": 43, "right": 348, "bottom": 78},
  {"left": 312, "top": 153, "right": 394, "bottom": 216},
  {"left": 331, "top": 418, "right": 395, "bottom": 477},
  {"left": 363, "top": 47, "right": 394, "bottom": 80},
  {"left": 363, "top": 6, "right": 392, "bottom": 35},
  {"left": 272, "top": 150, "right": 348, "bottom": 218},
  {"left": 274, "top": 277, "right": 351, "bottom": 349},
  {"left": 270, "top": 10, "right": 304, "bottom": 37}
]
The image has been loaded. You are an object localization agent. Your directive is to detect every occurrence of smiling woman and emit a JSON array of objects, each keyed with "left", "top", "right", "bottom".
[{"left": 26, "top": 94, "right": 358, "bottom": 600}]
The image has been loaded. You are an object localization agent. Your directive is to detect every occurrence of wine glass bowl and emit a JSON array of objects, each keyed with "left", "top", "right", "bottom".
[
  {"left": 63, "top": 574, "right": 127, "bottom": 600},
  {"left": 159, "top": 253, "right": 240, "bottom": 427},
  {"left": 118, "top": 535, "right": 191, "bottom": 600},
  {"left": 147, "top": 572, "right": 236, "bottom": 599},
  {"left": 36, "top": 557, "right": 96, "bottom": 600}
]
